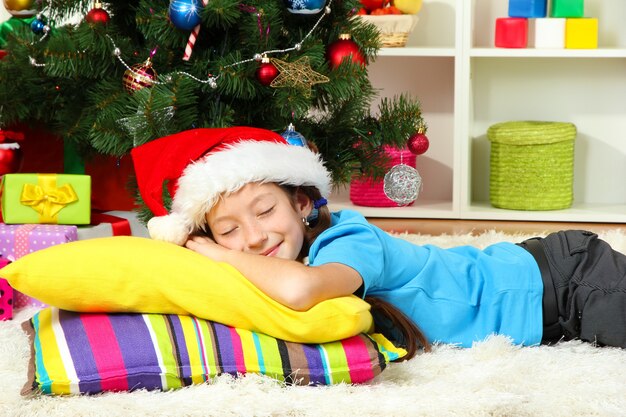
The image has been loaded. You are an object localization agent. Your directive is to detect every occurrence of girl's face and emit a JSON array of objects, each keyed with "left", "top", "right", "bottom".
[{"left": 205, "top": 182, "right": 312, "bottom": 260}]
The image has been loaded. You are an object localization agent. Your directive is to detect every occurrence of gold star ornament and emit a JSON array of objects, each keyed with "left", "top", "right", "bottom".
[{"left": 270, "top": 56, "right": 329, "bottom": 97}]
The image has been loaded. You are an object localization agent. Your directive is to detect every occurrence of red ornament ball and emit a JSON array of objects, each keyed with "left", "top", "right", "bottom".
[
  {"left": 86, "top": 6, "right": 110, "bottom": 24},
  {"left": 407, "top": 132, "right": 429, "bottom": 155},
  {"left": 123, "top": 61, "right": 157, "bottom": 93},
  {"left": 327, "top": 35, "right": 366, "bottom": 70},
  {"left": 0, "top": 143, "right": 23, "bottom": 176},
  {"left": 359, "top": 0, "right": 385, "bottom": 12},
  {"left": 256, "top": 60, "right": 279, "bottom": 86}
]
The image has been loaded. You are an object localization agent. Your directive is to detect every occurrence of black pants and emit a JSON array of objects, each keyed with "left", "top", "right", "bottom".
[{"left": 519, "top": 230, "right": 626, "bottom": 348}]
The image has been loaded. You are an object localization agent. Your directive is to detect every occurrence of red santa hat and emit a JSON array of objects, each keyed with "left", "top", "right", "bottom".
[{"left": 131, "top": 126, "right": 332, "bottom": 245}]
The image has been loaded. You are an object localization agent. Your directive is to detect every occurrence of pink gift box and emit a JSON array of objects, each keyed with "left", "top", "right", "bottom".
[
  {"left": 0, "top": 279, "right": 13, "bottom": 320},
  {"left": 0, "top": 223, "right": 78, "bottom": 308},
  {"left": 0, "top": 257, "right": 13, "bottom": 320}
]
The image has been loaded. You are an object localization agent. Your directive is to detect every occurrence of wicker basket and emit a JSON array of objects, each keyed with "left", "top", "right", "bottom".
[
  {"left": 487, "top": 121, "right": 577, "bottom": 211},
  {"left": 350, "top": 146, "right": 416, "bottom": 207},
  {"left": 359, "top": 15, "right": 419, "bottom": 47}
]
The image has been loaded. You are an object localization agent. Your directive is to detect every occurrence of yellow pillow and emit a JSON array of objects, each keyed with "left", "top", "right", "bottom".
[{"left": 2, "top": 236, "right": 373, "bottom": 343}]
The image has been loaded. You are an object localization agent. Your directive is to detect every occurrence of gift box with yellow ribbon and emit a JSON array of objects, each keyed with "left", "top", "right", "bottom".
[{"left": 0, "top": 174, "right": 91, "bottom": 224}]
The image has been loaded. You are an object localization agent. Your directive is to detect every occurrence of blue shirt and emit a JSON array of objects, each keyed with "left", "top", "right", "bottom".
[{"left": 308, "top": 210, "right": 543, "bottom": 347}]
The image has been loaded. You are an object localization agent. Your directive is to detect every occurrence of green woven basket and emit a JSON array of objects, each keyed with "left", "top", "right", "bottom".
[{"left": 487, "top": 121, "right": 577, "bottom": 210}]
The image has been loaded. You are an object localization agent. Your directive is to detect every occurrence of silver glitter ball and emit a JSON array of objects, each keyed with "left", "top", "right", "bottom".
[
  {"left": 208, "top": 77, "right": 218, "bottom": 89},
  {"left": 383, "top": 164, "right": 422, "bottom": 206},
  {"left": 113, "top": 47, "right": 121, "bottom": 57},
  {"left": 254, "top": 53, "right": 263, "bottom": 62},
  {"left": 294, "top": 43, "right": 302, "bottom": 51},
  {"left": 325, "top": 6, "right": 331, "bottom": 14}
]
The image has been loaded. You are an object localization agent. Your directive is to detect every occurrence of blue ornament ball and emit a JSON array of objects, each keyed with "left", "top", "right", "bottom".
[
  {"left": 30, "top": 16, "right": 47, "bottom": 34},
  {"left": 169, "top": 0, "right": 203, "bottom": 31},
  {"left": 281, "top": 124, "right": 308, "bottom": 147},
  {"left": 284, "top": 0, "right": 326, "bottom": 14}
]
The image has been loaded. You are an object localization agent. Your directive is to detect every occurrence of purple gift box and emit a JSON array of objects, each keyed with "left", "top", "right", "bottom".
[{"left": 0, "top": 223, "right": 78, "bottom": 308}]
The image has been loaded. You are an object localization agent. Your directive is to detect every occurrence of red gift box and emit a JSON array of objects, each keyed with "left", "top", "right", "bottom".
[{"left": 85, "top": 154, "right": 136, "bottom": 211}]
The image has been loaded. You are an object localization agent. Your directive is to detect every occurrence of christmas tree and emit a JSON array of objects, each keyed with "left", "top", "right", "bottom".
[{"left": 0, "top": 0, "right": 425, "bottom": 199}]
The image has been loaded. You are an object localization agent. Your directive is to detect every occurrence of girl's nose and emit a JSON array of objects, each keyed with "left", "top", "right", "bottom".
[{"left": 244, "top": 223, "right": 267, "bottom": 249}]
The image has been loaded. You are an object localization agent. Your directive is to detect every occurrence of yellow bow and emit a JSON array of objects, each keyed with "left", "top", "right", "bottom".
[{"left": 20, "top": 175, "right": 78, "bottom": 223}]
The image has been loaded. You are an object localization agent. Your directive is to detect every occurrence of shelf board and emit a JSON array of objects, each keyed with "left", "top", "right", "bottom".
[
  {"left": 470, "top": 47, "right": 626, "bottom": 58},
  {"left": 329, "top": 191, "right": 456, "bottom": 219},
  {"left": 378, "top": 47, "right": 456, "bottom": 57},
  {"left": 328, "top": 198, "right": 626, "bottom": 223},
  {"left": 464, "top": 202, "right": 626, "bottom": 223}
]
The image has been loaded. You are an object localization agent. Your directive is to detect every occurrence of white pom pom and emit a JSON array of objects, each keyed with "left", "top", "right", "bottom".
[{"left": 147, "top": 213, "right": 191, "bottom": 246}]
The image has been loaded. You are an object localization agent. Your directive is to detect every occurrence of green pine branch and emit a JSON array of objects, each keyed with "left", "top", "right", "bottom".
[{"left": 0, "top": 0, "right": 427, "bottom": 206}]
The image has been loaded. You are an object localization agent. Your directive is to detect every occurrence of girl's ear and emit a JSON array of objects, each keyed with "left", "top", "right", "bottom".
[{"left": 295, "top": 188, "right": 314, "bottom": 217}]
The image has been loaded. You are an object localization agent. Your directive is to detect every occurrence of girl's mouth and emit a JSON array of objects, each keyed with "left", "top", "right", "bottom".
[{"left": 262, "top": 244, "right": 280, "bottom": 257}]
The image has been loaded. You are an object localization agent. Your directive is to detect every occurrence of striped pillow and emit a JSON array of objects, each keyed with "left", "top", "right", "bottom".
[{"left": 22, "top": 308, "right": 406, "bottom": 395}]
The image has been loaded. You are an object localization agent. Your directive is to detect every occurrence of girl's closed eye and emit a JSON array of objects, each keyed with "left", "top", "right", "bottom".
[
  {"left": 217, "top": 225, "right": 238, "bottom": 236},
  {"left": 258, "top": 205, "right": 275, "bottom": 217}
]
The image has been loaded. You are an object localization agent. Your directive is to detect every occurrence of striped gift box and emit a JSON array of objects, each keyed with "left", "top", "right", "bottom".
[{"left": 22, "top": 308, "right": 406, "bottom": 395}]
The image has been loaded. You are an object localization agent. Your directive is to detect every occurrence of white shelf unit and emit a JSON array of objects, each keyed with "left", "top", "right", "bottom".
[{"left": 330, "top": 0, "right": 626, "bottom": 224}]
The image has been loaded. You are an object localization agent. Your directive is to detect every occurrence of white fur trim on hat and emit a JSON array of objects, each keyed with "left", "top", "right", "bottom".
[
  {"left": 152, "top": 140, "right": 332, "bottom": 243},
  {"left": 147, "top": 212, "right": 191, "bottom": 246}
]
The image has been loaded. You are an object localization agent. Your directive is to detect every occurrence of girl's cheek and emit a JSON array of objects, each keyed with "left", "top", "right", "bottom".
[{"left": 216, "top": 235, "right": 243, "bottom": 252}]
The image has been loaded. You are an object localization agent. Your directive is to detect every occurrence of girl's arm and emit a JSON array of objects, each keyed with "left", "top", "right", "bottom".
[{"left": 185, "top": 236, "right": 363, "bottom": 311}]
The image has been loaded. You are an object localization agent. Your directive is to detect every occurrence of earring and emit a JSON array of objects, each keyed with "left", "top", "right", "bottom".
[{"left": 301, "top": 217, "right": 310, "bottom": 227}]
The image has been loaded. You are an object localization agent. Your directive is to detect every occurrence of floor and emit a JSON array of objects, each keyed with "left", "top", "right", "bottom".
[{"left": 368, "top": 218, "right": 626, "bottom": 235}]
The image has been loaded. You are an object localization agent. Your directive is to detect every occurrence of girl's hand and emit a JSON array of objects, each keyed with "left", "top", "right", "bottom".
[{"left": 185, "top": 235, "right": 229, "bottom": 261}]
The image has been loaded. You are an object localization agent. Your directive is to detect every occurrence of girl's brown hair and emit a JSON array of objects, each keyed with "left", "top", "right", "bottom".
[{"left": 288, "top": 185, "right": 431, "bottom": 360}]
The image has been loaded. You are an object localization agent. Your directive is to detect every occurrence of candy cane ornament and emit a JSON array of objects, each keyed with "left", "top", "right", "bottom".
[{"left": 182, "top": 0, "right": 209, "bottom": 61}]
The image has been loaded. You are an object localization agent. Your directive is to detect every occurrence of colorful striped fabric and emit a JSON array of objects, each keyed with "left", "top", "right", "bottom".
[{"left": 22, "top": 308, "right": 406, "bottom": 395}]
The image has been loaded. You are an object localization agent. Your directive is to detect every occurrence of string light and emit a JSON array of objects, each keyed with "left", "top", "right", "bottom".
[
  {"left": 27, "top": 5, "right": 52, "bottom": 64},
  {"left": 29, "top": 0, "right": 335, "bottom": 91},
  {"left": 27, "top": 0, "right": 94, "bottom": 63},
  {"left": 113, "top": 0, "right": 334, "bottom": 88}
]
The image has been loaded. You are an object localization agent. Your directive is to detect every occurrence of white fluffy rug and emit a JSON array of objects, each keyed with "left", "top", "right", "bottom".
[{"left": 2, "top": 229, "right": 626, "bottom": 417}]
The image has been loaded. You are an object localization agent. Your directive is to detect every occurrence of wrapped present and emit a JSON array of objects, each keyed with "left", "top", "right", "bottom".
[
  {"left": 0, "top": 258, "right": 13, "bottom": 320},
  {"left": 2, "top": 124, "right": 65, "bottom": 174},
  {"left": 1, "top": 173, "right": 91, "bottom": 224},
  {"left": 78, "top": 210, "right": 148, "bottom": 240},
  {"left": 85, "top": 154, "right": 137, "bottom": 211},
  {"left": 0, "top": 223, "right": 78, "bottom": 308},
  {"left": 0, "top": 223, "right": 78, "bottom": 260},
  {"left": 7, "top": 125, "right": 136, "bottom": 211},
  {"left": 0, "top": 278, "right": 13, "bottom": 320}
]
